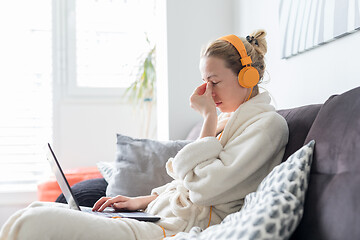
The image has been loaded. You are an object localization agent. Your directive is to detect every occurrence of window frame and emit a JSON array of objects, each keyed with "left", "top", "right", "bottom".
[{"left": 55, "top": 0, "right": 128, "bottom": 99}]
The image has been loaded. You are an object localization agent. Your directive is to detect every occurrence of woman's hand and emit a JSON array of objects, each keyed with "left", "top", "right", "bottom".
[
  {"left": 190, "top": 82, "right": 217, "bottom": 118},
  {"left": 92, "top": 195, "right": 158, "bottom": 212},
  {"left": 190, "top": 82, "right": 218, "bottom": 138}
]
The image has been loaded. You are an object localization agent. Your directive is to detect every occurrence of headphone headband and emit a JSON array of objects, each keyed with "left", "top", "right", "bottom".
[{"left": 218, "top": 35, "right": 252, "bottom": 66}]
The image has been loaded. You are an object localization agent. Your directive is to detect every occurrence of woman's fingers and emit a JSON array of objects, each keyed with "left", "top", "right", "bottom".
[
  {"left": 195, "top": 82, "right": 212, "bottom": 96},
  {"left": 195, "top": 83, "right": 207, "bottom": 95},
  {"left": 204, "top": 82, "right": 212, "bottom": 96},
  {"left": 92, "top": 195, "right": 129, "bottom": 212},
  {"left": 92, "top": 197, "right": 110, "bottom": 211},
  {"left": 190, "top": 82, "right": 216, "bottom": 116}
]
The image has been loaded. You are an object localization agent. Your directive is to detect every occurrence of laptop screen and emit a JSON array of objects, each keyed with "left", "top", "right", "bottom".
[{"left": 46, "top": 143, "right": 81, "bottom": 211}]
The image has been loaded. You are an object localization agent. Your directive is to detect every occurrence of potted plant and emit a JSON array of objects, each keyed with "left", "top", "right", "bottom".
[{"left": 124, "top": 36, "right": 156, "bottom": 137}]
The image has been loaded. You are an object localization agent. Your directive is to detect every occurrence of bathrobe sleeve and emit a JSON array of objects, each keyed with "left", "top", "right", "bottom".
[{"left": 166, "top": 114, "right": 288, "bottom": 206}]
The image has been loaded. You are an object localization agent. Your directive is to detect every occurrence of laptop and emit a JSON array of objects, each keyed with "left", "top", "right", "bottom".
[{"left": 46, "top": 143, "right": 161, "bottom": 222}]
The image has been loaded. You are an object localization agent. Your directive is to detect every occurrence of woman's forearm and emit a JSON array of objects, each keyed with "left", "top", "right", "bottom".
[
  {"left": 136, "top": 194, "right": 158, "bottom": 210},
  {"left": 199, "top": 112, "right": 218, "bottom": 138}
]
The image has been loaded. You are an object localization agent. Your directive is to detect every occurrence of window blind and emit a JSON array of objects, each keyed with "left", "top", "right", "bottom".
[{"left": 0, "top": 0, "right": 52, "bottom": 191}]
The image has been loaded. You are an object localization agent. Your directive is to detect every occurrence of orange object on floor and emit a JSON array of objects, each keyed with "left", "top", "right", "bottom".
[{"left": 37, "top": 166, "right": 103, "bottom": 202}]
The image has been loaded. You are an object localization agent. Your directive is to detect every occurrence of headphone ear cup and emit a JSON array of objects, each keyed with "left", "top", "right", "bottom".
[{"left": 238, "top": 66, "right": 260, "bottom": 88}]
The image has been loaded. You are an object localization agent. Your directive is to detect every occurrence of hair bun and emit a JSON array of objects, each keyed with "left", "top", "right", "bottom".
[{"left": 248, "top": 29, "right": 267, "bottom": 55}]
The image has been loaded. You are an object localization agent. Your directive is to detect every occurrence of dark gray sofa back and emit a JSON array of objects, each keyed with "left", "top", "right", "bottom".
[
  {"left": 277, "top": 104, "right": 322, "bottom": 162},
  {"left": 292, "top": 86, "right": 360, "bottom": 240}
]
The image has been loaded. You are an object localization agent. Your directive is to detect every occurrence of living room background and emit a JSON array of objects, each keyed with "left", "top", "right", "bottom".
[{"left": 1, "top": 0, "right": 359, "bottom": 228}]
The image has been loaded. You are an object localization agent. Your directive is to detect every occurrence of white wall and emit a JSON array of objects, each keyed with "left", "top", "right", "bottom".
[
  {"left": 157, "top": 0, "right": 235, "bottom": 140},
  {"left": 235, "top": 0, "right": 360, "bottom": 109}
]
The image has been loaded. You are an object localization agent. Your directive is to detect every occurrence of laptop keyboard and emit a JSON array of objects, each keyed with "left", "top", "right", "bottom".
[
  {"left": 80, "top": 206, "right": 118, "bottom": 217},
  {"left": 79, "top": 206, "right": 161, "bottom": 222}
]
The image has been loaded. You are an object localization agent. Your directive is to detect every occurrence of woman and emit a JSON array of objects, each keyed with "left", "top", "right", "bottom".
[{"left": 0, "top": 30, "right": 288, "bottom": 240}]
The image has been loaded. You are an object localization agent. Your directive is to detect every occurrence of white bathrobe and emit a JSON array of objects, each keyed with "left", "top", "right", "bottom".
[{"left": 0, "top": 92, "right": 288, "bottom": 240}]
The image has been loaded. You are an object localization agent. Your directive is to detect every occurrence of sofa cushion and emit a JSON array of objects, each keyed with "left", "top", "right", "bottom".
[
  {"left": 37, "top": 166, "right": 103, "bottom": 202},
  {"left": 292, "top": 87, "right": 360, "bottom": 240},
  {"left": 104, "top": 134, "right": 191, "bottom": 197},
  {"left": 277, "top": 104, "right": 321, "bottom": 162},
  {"left": 55, "top": 178, "right": 108, "bottom": 207},
  {"left": 185, "top": 121, "right": 202, "bottom": 140}
]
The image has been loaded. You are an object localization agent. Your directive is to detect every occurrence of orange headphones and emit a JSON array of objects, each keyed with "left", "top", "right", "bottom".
[{"left": 218, "top": 34, "right": 259, "bottom": 89}]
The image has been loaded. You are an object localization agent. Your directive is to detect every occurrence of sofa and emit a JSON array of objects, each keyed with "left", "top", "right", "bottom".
[{"left": 56, "top": 86, "right": 360, "bottom": 240}]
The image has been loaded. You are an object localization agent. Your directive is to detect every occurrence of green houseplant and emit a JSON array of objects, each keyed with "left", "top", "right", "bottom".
[
  {"left": 124, "top": 37, "right": 156, "bottom": 105},
  {"left": 124, "top": 37, "right": 156, "bottom": 137}
]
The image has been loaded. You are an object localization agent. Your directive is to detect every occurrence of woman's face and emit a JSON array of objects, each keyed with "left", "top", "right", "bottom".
[{"left": 199, "top": 56, "right": 250, "bottom": 113}]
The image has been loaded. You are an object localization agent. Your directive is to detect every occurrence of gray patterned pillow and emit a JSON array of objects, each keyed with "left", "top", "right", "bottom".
[{"left": 169, "top": 140, "right": 315, "bottom": 240}]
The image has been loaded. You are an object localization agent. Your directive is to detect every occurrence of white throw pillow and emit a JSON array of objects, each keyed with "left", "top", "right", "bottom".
[{"left": 96, "top": 161, "right": 115, "bottom": 183}]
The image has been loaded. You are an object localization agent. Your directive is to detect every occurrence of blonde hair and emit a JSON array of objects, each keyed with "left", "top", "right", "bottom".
[{"left": 201, "top": 30, "right": 267, "bottom": 98}]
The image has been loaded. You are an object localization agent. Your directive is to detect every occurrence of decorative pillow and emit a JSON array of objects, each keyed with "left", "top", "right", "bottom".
[
  {"left": 169, "top": 140, "right": 315, "bottom": 240},
  {"left": 103, "top": 134, "right": 192, "bottom": 197},
  {"left": 96, "top": 161, "right": 115, "bottom": 183},
  {"left": 256, "top": 140, "right": 313, "bottom": 205},
  {"left": 56, "top": 178, "right": 108, "bottom": 207}
]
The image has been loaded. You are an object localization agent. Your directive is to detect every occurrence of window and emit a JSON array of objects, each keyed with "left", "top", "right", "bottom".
[
  {"left": 0, "top": 0, "right": 156, "bottom": 192},
  {"left": 0, "top": 0, "right": 52, "bottom": 191},
  {"left": 66, "top": 0, "right": 157, "bottom": 96}
]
